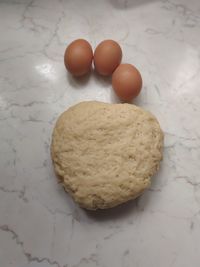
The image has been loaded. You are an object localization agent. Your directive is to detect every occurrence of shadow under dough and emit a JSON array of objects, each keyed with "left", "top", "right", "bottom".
[
  {"left": 84, "top": 197, "right": 142, "bottom": 221},
  {"left": 84, "top": 163, "right": 164, "bottom": 221}
]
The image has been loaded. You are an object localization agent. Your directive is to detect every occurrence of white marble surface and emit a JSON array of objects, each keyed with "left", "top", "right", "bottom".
[{"left": 0, "top": 0, "right": 200, "bottom": 266}]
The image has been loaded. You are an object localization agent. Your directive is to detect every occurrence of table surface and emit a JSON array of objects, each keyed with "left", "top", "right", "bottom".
[{"left": 0, "top": 0, "right": 200, "bottom": 267}]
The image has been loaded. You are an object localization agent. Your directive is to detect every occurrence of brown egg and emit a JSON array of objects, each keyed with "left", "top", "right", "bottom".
[
  {"left": 112, "top": 64, "right": 142, "bottom": 101},
  {"left": 94, "top": 40, "right": 122, "bottom": 76},
  {"left": 64, "top": 39, "right": 93, "bottom": 76}
]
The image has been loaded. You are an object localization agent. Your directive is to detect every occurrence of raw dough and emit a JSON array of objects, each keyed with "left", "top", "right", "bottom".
[{"left": 51, "top": 101, "right": 163, "bottom": 210}]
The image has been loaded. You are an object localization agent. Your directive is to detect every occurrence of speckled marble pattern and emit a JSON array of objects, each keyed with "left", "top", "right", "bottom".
[{"left": 0, "top": 0, "right": 200, "bottom": 267}]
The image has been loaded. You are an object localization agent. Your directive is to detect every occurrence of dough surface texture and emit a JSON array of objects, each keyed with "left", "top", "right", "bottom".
[{"left": 51, "top": 101, "right": 163, "bottom": 210}]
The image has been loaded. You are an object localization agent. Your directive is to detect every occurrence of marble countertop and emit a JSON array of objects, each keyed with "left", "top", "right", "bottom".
[{"left": 0, "top": 0, "right": 200, "bottom": 267}]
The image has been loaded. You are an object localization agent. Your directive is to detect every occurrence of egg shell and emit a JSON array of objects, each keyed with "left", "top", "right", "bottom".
[
  {"left": 94, "top": 40, "right": 122, "bottom": 76},
  {"left": 64, "top": 39, "right": 93, "bottom": 76},
  {"left": 112, "top": 64, "right": 142, "bottom": 101}
]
